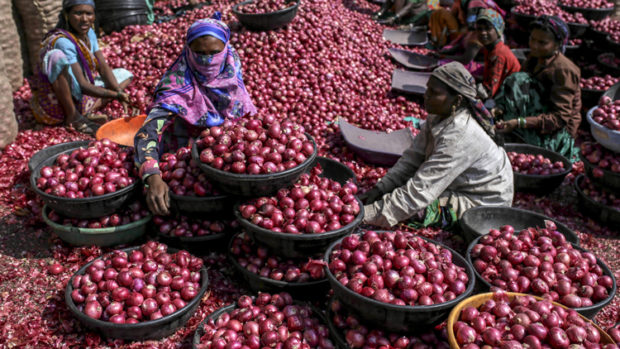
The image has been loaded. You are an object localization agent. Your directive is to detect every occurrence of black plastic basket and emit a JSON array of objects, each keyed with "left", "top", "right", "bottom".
[
  {"left": 511, "top": 8, "right": 537, "bottom": 29},
  {"left": 587, "top": 28, "right": 612, "bottom": 42},
  {"left": 169, "top": 192, "right": 231, "bottom": 215},
  {"left": 30, "top": 147, "right": 139, "bottom": 219},
  {"left": 504, "top": 143, "right": 572, "bottom": 195},
  {"left": 192, "top": 300, "right": 331, "bottom": 348},
  {"left": 232, "top": 0, "right": 300, "bottom": 31},
  {"left": 567, "top": 22, "right": 589, "bottom": 38},
  {"left": 227, "top": 233, "right": 330, "bottom": 299},
  {"left": 559, "top": 4, "right": 614, "bottom": 21},
  {"left": 598, "top": 53, "right": 620, "bottom": 77},
  {"left": 459, "top": 205, "right": 579, "bottom": 245},
  {"left": 235, "top": 198, "right": 363, "bottom": 259},
  {"left": 574, "top": 174, "right": 620, "bottom": 228},
  {"left": 65, "top": 247, "right": 209, "bottom": 340},
  {"left": 155, "top": 221, "right": 233, "bottom": 253},
  {"left": 28, "top": 141, "right": 90, "bottom": 173},
  {"left": 191, "top": 134, "right": 317, "bottom": 197},
  {"left": 603, "top": 81, "right": 620, "bottom": 101},
  {"left": 466, "top": 235, "right": 617, "bottom": 319},
  {"left": 579, "top": 152, "right": 620, "bottom": 191},
  {"left": 311, "top": 156, "right": 356, "bottom": 185},
  {"left": 324, "top": 232, "right": 475, "bottom": 333},
  {"left": 608, "top": 36, "right": 620, "bottom": 56},
  {"left": 42, "top": 205, "right": 150, "bottom": 247},
  {"left": 581, "top": 88, "right": 605, "bottom": 110}
]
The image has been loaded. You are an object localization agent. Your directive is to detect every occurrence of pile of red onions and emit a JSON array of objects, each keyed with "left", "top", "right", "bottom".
[
  {"left": 470, "top": 223, "right": 614, "bottom": 308},
  {"left": 231, "top": 233, "right": 327, "bottom": 282},
  {"left": 160, "top": 146, "right": 220, "bottom": 197},
  {"left": 70, "top": 241, "right": 204, "bottom": 323},
  {"left": 196, "top": 115, "right": 314, "bottom": 174},
  {"left": 238, "top": 164, "right": 360, "bottom": 233},
  {"left": 329, "top": 298, "right": 449, "bottom": 349},
  {"left": 328, "top": 230, "right": 470, "bottom": 306},
  {"left": 453, "top": 292, "right": 614, "bottom": 348},
  {"left": 196, "top": 292, "right": 335, "bottom": 349},
  {"left": 153, "top": 214, "right": 231, "bottom": 237},
  {"left": 36, "top": 139, "right": 137, "bottom": 198},
  {"left": 507, "top": 152, "right": 566, "bottom": 175},
  {"left": 580, "top": 75, "right": 619, "bottom": 91},
  {"left": 590, "top": 18, "right": 620, "bottom": 36},
  {"left": 579, "top": 177, "right": 620, "bottom": 210},
  {"left": 560, "top": 0, "right": 613, "bottom": 8},
  {"left": 48, "top": 201, "right": 149, "bottom": 229},
  {"left": 592, "top": 97, "right": 620, "bottom": 131},
  {"left": 513, "top": 0, "right": 587, "bottom": 24},
  {"left": 580, "top": 142, "right": 620, "bottom": 175},
  {"left": 239, "top": 0, "right": 294, "bottom": 14}
]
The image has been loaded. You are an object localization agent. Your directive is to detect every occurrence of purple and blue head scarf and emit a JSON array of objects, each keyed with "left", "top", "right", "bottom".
[
  {"left": 149, "top": 12, "right": 257, "bottom": 127},
  {"left": 531, "top": 15, "right": 570, "bottom": 53}
]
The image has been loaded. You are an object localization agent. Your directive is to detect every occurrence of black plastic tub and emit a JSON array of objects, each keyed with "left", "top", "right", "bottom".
[
  {"left": 504, "top": 143, "right": 572, "bottom": 195},
  {"left": 42, "top": 205, "right": 150, "bottom": 247},
  {"left": 191, "top": 134, "right": 317, "bottom": 197},
  {"left": 581, "top": 88, "right": 605, "bottom": 109},
  {"left": 30, "top": 147, "right": 139, "bottom": 219},
  {"left": 227, "top": 233, "right": 330, "bottom": 299},
  {"left": 560, "top": 4, "right": 614, "bottom": 21},
  {"left": 155, "top": 221, "right": 233, "bottom": 253},
  {"left": 466, "top": 235, "right": 617, "bottom": 319},
  {"left": 459, "top": 205, "right": 579, "bottom": 245},
  {"left": 598, "top": 53, "right": 620, "bottom": 77},
  {"left": 65, "top": 247, "right": 209, "bottom": 340},
  {"left": 574, "top": 174, "right": 620, "bottom": 228},
  {"left": 511, "top": 8, "right": 537, "bottom": 29},
  {"left": 192, "top": 300, "right": 330, "bottom": 348},
  {"left": 603, "top": 81, "right": 620, "bottom": 101},
  {"left": 169, "top": 192, "right": 232, "bottom": 215},
  {"left": 587, "top": 28, "right": 609, "bottom": 42},
  {"left": 324, "top": 232, "right": 475, "bottom": 333},
  {"left": 235, "top": 198, "right": 363, "bottom": 258},
  {"left": 608, "top": 36, "right": 620, "bottom": 56},
  {"left": 567, "top": 22, "right": 589, "bottom": 38},
  {"left": 28, "top": 140, "right": 90, "bottom": 173},
  {"left": 579, "top": 152, "right": 620, "bottom": 191},
  {"left": 311, "top": 156, "right": 356, "bottom": 185},
  {"left": 232, "top": 0, "right": 300, "bottom": 31}
]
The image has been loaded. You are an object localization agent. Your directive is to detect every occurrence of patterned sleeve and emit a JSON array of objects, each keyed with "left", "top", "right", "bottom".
[
  {"left": 134, "top": 107, "right": 172, "bottom": 180},
  {"left": 482, "top": 55, "right": 506, "bottom": 97}
]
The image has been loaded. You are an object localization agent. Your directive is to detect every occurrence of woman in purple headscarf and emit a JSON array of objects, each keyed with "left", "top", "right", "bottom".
[{"left": 134, "top": 13, "right": 257, "bottom": 215}]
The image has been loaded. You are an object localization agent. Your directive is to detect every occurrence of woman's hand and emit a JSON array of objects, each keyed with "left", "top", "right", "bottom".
[
  {"left": 115, "top": 91, "right": 131, "bottom": 104},
  {"left": 358, "top": 187, "right": 384, "bottom": 205},
  {"left": 495, "top": 119, "right": 518, "bottom": 133},
  {"left": 146, "top": 174, "right": 171, "bottom": 216}
]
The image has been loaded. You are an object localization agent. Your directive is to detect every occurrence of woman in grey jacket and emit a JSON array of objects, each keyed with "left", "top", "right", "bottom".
[{"left": 361, "top": 62, "right": 513, "bottom": 228}]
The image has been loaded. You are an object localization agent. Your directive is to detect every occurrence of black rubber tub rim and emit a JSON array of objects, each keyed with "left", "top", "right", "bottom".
[
  {"left": 232, "top": 0, "right": 300, "bottom": 17},
  {"left": 42, "top": 205, "right": 152, "bottom": 235},
  {"left": 227, "top": 232, "right": 329, "bottom": 289},
  {"left": 323, "top": 230, "right": 476, "bottom": 314},
  {"left": 505, "top": 143, "right": 572, "bottom": 180},
  {"left": 233, "top": 197, "right": 364, "bottom": 242},
  {"left": 465, "top": 234, "right": 617, "bottom": 318},
  {"left": 65, "top": 246, "right": 209, "bottom": 339}
]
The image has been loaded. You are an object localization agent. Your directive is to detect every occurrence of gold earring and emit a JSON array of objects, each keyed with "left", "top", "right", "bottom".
[{"left": 451, "top": 104, "right": 457, "bottom": 115}]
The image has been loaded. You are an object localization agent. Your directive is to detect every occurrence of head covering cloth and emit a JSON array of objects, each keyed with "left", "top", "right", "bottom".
[
  {"left": 476, "top": 8, "right": 504, "bottom": 39},
  {"left": 56, "top": 0, "right": 95, "bottom": 30},
  {"left": 148, "top": 12, "right": 256, "bottom": 127},
  {"left": 531, "top": 15, "right": 570, "bottom": 53},
  {"left": 431, "top": 62, "right": 499, "bottom": 143}
]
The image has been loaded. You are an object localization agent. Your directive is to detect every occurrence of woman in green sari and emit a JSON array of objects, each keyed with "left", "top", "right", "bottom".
[{"left": 494, "top": 16, "right": 581, "bottom": 160}]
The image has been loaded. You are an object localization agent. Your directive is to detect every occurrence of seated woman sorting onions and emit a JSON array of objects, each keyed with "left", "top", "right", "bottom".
[
  {"left": 30, "top": 0, "right": 133, "bottom": 134},
  {"left": 134, "top": 14, "right": 257, "bottom": 216},
  {"left": 494, "top": 16, "right": 581, "bottom": 160},
  {"left": 360, "top": 62, "right": 513, "bottom": 229},
  {"left": 373, "top": 0, "right": 441, "bottom": 27}
]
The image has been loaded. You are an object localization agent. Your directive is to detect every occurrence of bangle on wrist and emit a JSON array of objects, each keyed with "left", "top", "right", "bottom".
[{"left": 518, "top": 117, "right": 526, "bottom": 129}]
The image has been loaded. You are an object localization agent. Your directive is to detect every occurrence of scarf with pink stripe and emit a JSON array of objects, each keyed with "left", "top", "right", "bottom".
[{"left": 148, "top": 13, "right": 256, "bottom": 127}]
